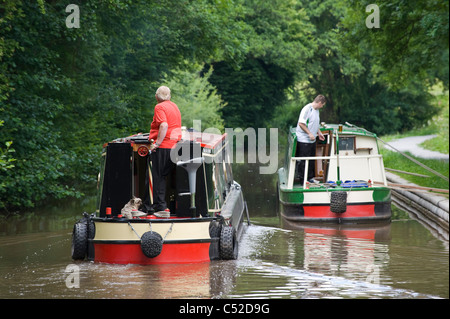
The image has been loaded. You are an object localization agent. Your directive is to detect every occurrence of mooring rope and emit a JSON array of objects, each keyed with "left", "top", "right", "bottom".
[
  {"left": 163, "top": 223, "right": 174, "bottom": 241},
  {"left": 128, "top": 222, "right": 141, "bottom": 239},
  {"left": 377, "top": 137, "right": 449, "bottom": 182},
  {"left": 128, "top": 221, "right": 174, "bottom": 242},
  {"left": 147, "top": 221, "right": 173, "bottom": 241}
]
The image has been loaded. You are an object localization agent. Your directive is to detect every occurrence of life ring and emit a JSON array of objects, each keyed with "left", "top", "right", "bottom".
[
  {"left": 140, "top": 231, "right": 163, "bottom": 258},
  {"left": 330, "top": 191, "right": 347, "bottom": 213},
  {"left": 220, "top": 226, "right": 238, "bottom": 260},
  {"left": 71, "top": 221, "right": 88, "bottom": 260}
]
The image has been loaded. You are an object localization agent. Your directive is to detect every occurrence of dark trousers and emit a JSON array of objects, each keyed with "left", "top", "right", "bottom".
[
  {"left": 144, "top": 148, "right": 175, "bottom": 212},
  {"left": 297, "top": 141, "right": 316, "bottom": 183}
]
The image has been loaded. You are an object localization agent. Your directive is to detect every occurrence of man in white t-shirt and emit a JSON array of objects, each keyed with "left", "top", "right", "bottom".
[{"left": 296, "top": 95, "right": 326, "bottom": 183}]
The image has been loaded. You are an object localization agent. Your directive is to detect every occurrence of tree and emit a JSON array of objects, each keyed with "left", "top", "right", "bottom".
[
  {"left": 207, "top": 0, "right": 317, "bottom": 129},
  {"left": 340, "top": 0, "right": 449, "bottom": 89},
  {"left": 0, "top": 0, "right": 244, "bottom": 211},
  {"left": 208, "top": 58, "right": 294, "bottom": 129},
  {"left": 1, "top": 0, "right": 446, "bottom": 211},
  {"left": 273, "top": 0, "right": 440, "bottom": 135},
  {"left": 164, "top": 66, "right": 226, "bottom": 131}
]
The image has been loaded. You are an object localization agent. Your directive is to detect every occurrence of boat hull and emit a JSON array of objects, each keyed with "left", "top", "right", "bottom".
[
  {"left": 93, "top": 241, "right": 213, "bottom": 265},
  {"left": 280, "top": 201, "right": 391, "bottom": 223},
  {"left": 87, "top": 217, "right": 220, "bottom": 264},
  {"left": 279, "top": 186, "right": 392, "bottom": 224}
]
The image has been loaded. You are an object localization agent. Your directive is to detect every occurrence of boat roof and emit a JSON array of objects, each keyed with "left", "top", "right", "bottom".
[
  {"left": 105, "top": 131, "right": 226, "bottom": 150},
  {"left": 290, "top": 123, "right": 377, "bottom": 138}
]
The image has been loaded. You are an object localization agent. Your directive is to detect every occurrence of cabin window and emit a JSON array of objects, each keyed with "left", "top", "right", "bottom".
[{"left": 338, "top": 136, "right": 355, "bottom": 152}]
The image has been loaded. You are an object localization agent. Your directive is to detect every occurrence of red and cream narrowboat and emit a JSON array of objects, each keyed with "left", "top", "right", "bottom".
[
  {"left": 278, "top": 123, "right": 391, "bottom": 223},
  {"left": 71, "top": 130, "right": 248, "bottom": 264}
]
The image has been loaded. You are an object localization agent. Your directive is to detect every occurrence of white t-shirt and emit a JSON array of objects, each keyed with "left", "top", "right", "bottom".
[{"left": 296, "top": 103, "right": 320, "bottom": 143}]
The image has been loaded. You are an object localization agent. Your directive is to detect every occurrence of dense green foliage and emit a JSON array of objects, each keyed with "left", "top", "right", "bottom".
[
  {"left": 0, "top": 0, "right": 448, "bottom": 211},
  {"left": 341, "top": 0, "right": 449, "bottom": 89}
]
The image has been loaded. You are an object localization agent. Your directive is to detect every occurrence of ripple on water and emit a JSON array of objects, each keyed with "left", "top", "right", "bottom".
[{"left": 227, "top": 225, "right": 442, "bottom": 299}]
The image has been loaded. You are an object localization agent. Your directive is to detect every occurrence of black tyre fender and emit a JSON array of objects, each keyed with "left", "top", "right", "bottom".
[
  {"left": 330, "top": 191, "right": 347, "bottom": 213},
  {"left": 209, "top": 221, "right": 222, "bottom": 239},
  {"left": 220, "top": 226, "right": 238, "bottom": 260},
  {"left": 71, "top": 221, "right": 88, "bottom": 260},
  {"left": 88, "top": 220, "right": 95, "bottom": 240},
  {"left": 86, "top": 218, "right": 96, "bottom": 261},
  {"left": 141, "top": 231, "right": 163, "bottom": 258}
]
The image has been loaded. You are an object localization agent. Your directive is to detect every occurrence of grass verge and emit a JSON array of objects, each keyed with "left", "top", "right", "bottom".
[{"left": 379, "top": 88, "right": 449, "bottom": 191}]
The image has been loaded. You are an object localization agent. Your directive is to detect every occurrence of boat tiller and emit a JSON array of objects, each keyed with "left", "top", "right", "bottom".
[{"left": 177, "top": 157, "right": 205, "bottom": 218}]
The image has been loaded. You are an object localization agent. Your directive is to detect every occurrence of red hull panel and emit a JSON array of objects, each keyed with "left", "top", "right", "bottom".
[
  {"left": 280, "top": 201, "right": 392, "bottom": 223},
  {"left": 304, "top": 204, "right": 375, "bottom": 219},
  {"left": 94, "top": 242, "right": 211, "bottom": 264}
]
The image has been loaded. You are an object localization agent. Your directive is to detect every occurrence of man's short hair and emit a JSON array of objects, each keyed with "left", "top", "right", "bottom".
[
  {"left": 314, "top": 94, "right": 326, "bottom": 104},
  {"left": 156, "top": 86, "right": 171, "bottom": 101}
]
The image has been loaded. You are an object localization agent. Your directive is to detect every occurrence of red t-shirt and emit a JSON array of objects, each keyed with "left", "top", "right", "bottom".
[{"left": 149, "top": 100, "right": 182, "bottom": 149}]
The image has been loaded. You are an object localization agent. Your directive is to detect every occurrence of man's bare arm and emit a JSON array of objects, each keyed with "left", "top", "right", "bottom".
[{"left": 151, "top": 122, "right": 168, "bottom": 149}]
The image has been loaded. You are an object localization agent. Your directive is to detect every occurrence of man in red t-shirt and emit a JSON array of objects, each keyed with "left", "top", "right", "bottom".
[{"left": 146, "top": 86, "right": 181, "bottom": 217}]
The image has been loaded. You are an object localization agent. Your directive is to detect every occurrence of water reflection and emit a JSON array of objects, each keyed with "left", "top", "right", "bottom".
[
  {"left": 80, "top": 262, "right": 213, "bottom": 299},
  {"left": 284, "top": 221, "right": 391, "bottom": 285}
]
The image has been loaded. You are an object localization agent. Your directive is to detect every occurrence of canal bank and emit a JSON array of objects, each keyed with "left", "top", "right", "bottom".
[
  {"left": 379, "top": 132, "right": 449, "bottom": 240},
  {"left": 386, "top": 172, "right": 449, "bottom": 241}
]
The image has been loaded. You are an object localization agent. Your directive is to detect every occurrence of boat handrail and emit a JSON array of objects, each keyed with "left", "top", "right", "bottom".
[{"left": 286, "top": 154, "right": 387, "bottom": 189}]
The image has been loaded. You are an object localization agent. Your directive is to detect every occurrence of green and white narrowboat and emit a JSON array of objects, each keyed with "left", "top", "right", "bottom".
[{"left": 278, "top": 123, "right": 391, "bottom": 223}]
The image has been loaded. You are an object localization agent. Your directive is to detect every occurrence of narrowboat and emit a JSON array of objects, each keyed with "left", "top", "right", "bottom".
[
  {"left": 278, "top": 123, "right": 391, "bottom": 223},
  {"left": 71, "top": 129, "right": 248, "bottom": 264}
]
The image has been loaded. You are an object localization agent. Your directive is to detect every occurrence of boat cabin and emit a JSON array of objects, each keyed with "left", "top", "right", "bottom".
[
  {"left": 284, "top": 124, "right": 388, "bottom": 188},
  {"left": 96, "top": 130, "right": 235, "bottom": 219}
]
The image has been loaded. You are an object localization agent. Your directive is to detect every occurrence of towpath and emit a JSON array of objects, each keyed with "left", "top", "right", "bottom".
[
  {"left": 383, "top": 135, "right": 449, "bottom": 234},
  {"left": 384, "top": 135, "right": 449, "bottom": 161}
]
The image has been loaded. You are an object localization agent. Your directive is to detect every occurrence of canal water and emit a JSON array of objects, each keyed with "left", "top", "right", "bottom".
[{"left": 0, "top": 163, "right": 448, "bottom": 299}]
